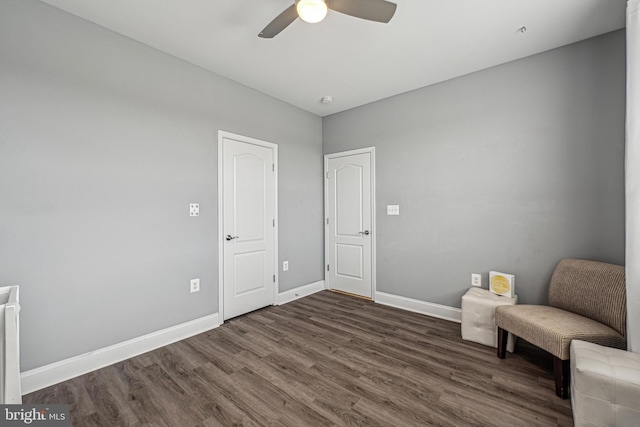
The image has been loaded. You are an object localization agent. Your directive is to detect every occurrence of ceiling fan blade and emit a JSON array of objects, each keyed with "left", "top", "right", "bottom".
[
  {"left": 259, "top": 4, "right": 298, "bottom": 38},
  {"left": 327, "top": 0, "right": 397, "bottom": 23}
]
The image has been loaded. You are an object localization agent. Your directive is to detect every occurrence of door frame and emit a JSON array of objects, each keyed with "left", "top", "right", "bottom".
[
  {"left": 324, "top": 147, "right": 377, "bottom": 300},
  {"left": 217, "top": 130, "right": 279, "bottom": 323}
]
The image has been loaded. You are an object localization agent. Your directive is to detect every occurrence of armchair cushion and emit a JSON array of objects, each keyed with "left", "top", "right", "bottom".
[{"left": 495, "top": 305, "right": 626, "bottom": 360}]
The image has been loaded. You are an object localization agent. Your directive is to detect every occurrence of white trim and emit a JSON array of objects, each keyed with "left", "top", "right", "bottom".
[
  {"left": 217, "top": 132, "right": 224, "bottom": 322},
  {"left": 324, "top": 147, "right": 376, "bottom": 298},
  {"left": 21, "top": 313, "right": 219, "bottom": 395},
  {"left": 276, "top": 280, "right": 325, "bottom": 305},
  {"left": 375, "top": 291, "right": 462, "bottom": 323},
  {"left": 326, "top": 147, "right": 376, "bottom": 158},
  {"left": 371, "top": 149, "right": 376, "bottom": 301},
  {"left": 218, "top": 131, "right": 279, "bottom": 324}
]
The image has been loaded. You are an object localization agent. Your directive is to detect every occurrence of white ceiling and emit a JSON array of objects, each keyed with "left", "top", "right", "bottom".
[{"left": 39, "top": 0, "right": 626, "bottom": 117}]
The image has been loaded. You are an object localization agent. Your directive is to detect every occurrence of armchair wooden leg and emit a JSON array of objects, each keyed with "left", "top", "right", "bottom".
[
  {"left": 553, "top": 356, "right": 570, "bottom": 399},
  {"left": 497, "top": 327, "right": 508, "bottom": 359}
]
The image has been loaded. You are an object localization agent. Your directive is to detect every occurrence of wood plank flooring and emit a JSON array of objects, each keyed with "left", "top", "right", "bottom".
[{"left": 24, "top": 291, "right": 573, "bottom": 426}]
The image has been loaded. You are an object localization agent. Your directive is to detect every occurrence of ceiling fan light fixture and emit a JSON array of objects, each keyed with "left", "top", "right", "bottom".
[{"left": 296, "top": 0, "right": 328, "bottom": 24}]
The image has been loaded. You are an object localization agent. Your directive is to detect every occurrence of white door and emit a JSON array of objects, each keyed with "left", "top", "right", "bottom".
[
  {"left": 220, "top": 132, "right": 277, "bottom": 320},
  {"left": 325, "top": 149, "right": 374, "bottom": 298}
]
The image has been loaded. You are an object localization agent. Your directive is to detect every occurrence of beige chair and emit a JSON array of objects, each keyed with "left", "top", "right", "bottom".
[{"left": 494, "top": 258, "right": 626, "bottom": 398}]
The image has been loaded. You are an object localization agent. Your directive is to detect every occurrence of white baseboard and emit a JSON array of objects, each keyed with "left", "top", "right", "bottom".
[
  {"left": 21, "top": 313, "right": 220, "bottom": 395},
  {"left": 276, "top": 280, "right": 325, "bottom": 305},
  {"left": 375, "top": 291, "right": 461, "bottom": 323}
]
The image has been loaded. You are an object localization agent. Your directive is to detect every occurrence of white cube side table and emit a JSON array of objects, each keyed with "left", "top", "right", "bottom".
[{"left": 461, "top": 287, "right": 517, "bottom": 352}]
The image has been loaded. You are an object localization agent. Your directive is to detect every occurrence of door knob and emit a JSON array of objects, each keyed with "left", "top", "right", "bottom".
[
  {"left": 359, "top": 230, "right": 370, "bottom": 235},
  {"left": 226, "top": 235, "right": 239, "bottom": 241}
]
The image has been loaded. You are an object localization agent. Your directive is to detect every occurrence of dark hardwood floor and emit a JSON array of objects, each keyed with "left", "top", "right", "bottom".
[{"left": 25, "top": 291, "right": 573, "bottom": 426}]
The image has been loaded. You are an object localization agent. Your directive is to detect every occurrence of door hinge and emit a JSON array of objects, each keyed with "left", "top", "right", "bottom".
[
  {"left": 327, "top": 264, "right": 330, "bottom": 271},
  {"left": 272, "top": 164, "right": 275, "bottom": 172},
  {"left": 326, "top": 171, "right": 330, "bottom": 179},
  {"left": 273, "top": 274, "right": 276, "bottom": 283},
  {"left": 326, "top": 218, "right": 329, "bottom": 225},
  {"left": 273, "top": 219, "right": 275, "bottom": 227}
]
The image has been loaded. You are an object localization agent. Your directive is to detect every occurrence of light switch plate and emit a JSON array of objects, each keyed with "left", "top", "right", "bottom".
[
  {"left": 190, "top": 203, "right": 199, "bottom": 217},
  {"left": 387, "top": 205, "right": 400, "bottom": 215}
]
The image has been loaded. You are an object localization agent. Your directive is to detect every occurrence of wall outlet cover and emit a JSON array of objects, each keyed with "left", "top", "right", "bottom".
[
  {"left": 387, "top": 205, "right": 400, "bottom": 215},
  {"left": 190, "top": 278, "right": 200, "bottom": 293},
  {"left": 283, "top": 261, "right": 289, "bottom": 271},
  {"left": 190, "top": 203, "right": 199, "bottom": 217},
  {"left": 471, "top": 273, "right": 482, "bottom": 287}
]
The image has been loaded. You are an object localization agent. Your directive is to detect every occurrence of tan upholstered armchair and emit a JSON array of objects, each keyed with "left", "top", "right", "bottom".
[{"left": 494, "top": 258, "right": 626, "bottom": 398}]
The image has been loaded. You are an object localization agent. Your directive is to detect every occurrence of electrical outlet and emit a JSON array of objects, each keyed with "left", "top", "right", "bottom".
[
  {"left": 190, "top": 278, "right": 200, "bottom": 293},
  {"left": 283, "top": 261, "right": 289, "bottom": 271},
  {"left": 471, "top": 273, "right": 482, "bottom": 287},
  {"left": 387, "top": 205, "right": 400, "bottom": 215},
  {"left": 190, "top": 203, "right": 199, "bottom": 217}
]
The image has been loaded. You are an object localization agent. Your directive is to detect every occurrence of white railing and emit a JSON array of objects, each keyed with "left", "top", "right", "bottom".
[{"left": 0, "top": 286, "right": 21, "bottom": 404}]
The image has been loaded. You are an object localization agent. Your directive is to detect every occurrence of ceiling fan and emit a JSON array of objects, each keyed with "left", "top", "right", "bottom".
[{"left": 259, "top": 0, "right": 397, "bottom": 38}]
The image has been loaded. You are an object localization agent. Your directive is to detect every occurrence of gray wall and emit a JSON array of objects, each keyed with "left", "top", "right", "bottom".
[
  {"left": 323, "top": 30, "right": 626, "bottom": 308},
  {"left": 0, "top": 0, "right": 323, "bottom": 371},
  {"left": 0, "top": 0, "right": 626, "bottom": 372}
]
